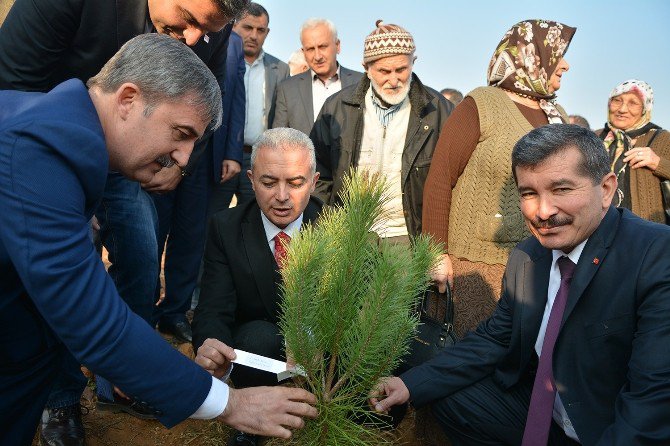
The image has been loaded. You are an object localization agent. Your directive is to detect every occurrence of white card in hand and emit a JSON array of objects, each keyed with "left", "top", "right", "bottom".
[{"left": 232, "top": 349, "right": 306, "bottom": 381}]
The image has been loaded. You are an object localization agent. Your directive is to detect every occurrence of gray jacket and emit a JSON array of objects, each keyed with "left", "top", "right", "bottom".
[
  {"left": 262, "top": 53, "right": 290, "bottom": 131},
  {"left": 272, "top": 65, "right": 363, "bottom": 136},
  {"left": 310, "top": 74, "right": 453, "bottom": 236}
]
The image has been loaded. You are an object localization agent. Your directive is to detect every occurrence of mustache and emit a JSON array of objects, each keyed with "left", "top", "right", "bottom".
[
  {"left": 530, "top": 215, "right": 573, "bottom": 229},
  {"left": 155, "top": 155, "right": 175, "bottom": 168}
]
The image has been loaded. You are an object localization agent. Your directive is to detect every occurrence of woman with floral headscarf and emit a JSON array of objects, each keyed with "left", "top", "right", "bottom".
[
  {"left": 597, "top": 79, "right": 670, "bottom": 223},
  {"left": 422, "top": 20, "right": 576, "bottom": 336}
]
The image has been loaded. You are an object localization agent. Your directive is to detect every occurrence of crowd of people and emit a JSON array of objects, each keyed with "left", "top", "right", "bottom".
[{"left": 1, "top": 1, "right": 669, "bottom": 445}]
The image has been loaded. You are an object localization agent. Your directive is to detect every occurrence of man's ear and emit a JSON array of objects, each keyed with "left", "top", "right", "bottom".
[
  {"left": 600, "top": 172, "right": 617, "bottom": 208},
  {"left": 247, "top": 169, "right": 255, "bottom": 191},
  {"left": 310, "top": 172, "right": 320, "bottom": 192},
  {"left": 336, "top": 39, "right": 341, "bottom": 55},
  {"left": 115, "top": 82, "right": 142, "bottom": 120}
]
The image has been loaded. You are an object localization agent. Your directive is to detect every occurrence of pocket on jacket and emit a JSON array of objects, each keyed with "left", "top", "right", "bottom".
[{"left": 584, "top": 314, "right": 633, "bottom": 340}]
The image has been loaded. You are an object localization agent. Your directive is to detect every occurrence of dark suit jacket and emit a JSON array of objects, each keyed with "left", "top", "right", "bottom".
[
  {"left": 401, "top": 207, "right": 670, "bottom": 445},
  {"left": 271, "top": 65, "right": 363, "bottom": 136},
  {"left": 192, "top": 198, "right": 321, "bottom": 350},
  {"left": 211, "top": 31, "right": 245, "bottom": 182},
  {"left": 0, "top": 80, "right": 213, "bottom": 445},
  {"left": 0, "top": 0, "right": 233, "bottom": 172}
]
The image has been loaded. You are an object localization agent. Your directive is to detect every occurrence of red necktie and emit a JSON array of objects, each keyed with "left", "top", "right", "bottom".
[
  {"left": 522, "top": 256, "right": 576, "bottom": 446},
  {"left": 273, "top": 231, "right": 291, "bottom": 269}
]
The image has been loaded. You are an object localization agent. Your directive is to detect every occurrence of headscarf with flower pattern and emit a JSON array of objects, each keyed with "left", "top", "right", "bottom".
[
  {"left": 488, "top": 19, "right": 576, "bottom": 123},
  {"left": 601, "top": 79, "right": 658, "bottom": 208}
]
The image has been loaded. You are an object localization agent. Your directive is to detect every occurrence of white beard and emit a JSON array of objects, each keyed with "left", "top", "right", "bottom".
[{"left": 369, "top": 74, "right": 412, "bottom": 106}]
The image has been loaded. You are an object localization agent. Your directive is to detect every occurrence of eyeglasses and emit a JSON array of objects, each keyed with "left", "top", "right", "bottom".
[{"left": 609, "top": 96, "right": 643, "bottom": 113}]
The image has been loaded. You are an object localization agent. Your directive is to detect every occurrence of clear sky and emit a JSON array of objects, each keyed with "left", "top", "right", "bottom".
[{"left": 262, "top": 0, "right": 670, "bottom": 130}]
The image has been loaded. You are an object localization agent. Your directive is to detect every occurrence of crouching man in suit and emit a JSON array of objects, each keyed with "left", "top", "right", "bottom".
[
  {"left": 193, "top": 127, "right": 321, "bottom": 446},
  {"left": 372, "top": 124, "right": 670, "bottom": 445},
  {"left": 0, "top": 34, "right": 317, "bottom": 446}
]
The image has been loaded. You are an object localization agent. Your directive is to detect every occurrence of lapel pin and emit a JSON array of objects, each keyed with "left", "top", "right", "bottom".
[
  {"left": 204, "top": 35, "right": 210, "bottom": 44},
  {"left": 593, "top": 257, "right": 599, "bottom": 265}
]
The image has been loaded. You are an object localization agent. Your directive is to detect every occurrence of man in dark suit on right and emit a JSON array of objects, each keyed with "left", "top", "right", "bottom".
[
  {"left": 272, "top": 18, "right": 362, "bottom": 136},
  {"left": 193, "top": 127, "right": 321, "bottom": 446},
  {"left": 373, "top": 124, "right": 670, "bottom": 445}
]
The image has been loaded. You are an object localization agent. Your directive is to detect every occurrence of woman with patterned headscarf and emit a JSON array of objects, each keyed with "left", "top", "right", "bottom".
[
  {"left": 422, "top": 20, "right": 576, "bottom": 336},
  {"left": 597, "top": 79, "right": 670, "bottom": 223}
]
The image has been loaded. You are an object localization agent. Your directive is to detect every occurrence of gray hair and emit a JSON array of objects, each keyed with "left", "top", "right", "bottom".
[
  {"left": 251, "top": 128, "right": 316, "bottom": 174},
  {"left": 240, "top": 2, "right": 269, "bottom": 22},
  {"left": 568, "top": 114, "right": 591, "bottom": 129},
  {"left": 213, "top": 0, "right": 251, "bottom": 20},
  {"left": 512, "top": 124, "right": 610, "bottom": 185},
  {"left": 300, "top": 18, "right": 338, "bottom": 43},
  {"left": 87, "top": 34, "right": 222, "bottom": 132}
]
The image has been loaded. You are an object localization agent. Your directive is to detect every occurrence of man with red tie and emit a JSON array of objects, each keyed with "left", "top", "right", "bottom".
[
  {"left": 192, "top": 127, "right": 321, "bottom": 446},
  {"left": 371, "top": 124, "right": 670, "bottom": 445}
]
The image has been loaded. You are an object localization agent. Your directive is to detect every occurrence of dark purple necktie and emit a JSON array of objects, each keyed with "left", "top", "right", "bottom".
[{"left": 522, "top": 256, "right": 576, "bottom": 446}]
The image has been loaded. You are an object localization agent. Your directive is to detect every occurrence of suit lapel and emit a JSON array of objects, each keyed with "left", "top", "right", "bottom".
[
  {"left": 561, "top": 207, "right": 620, "bottom": 325},
  {"left": 520, "top": 246, "right": 553, "bottom": 363},
  {"left": 264, "top": 58, "right": 276, "bottom": 116},
  {"left": 242, "top": 204, "right": 280, "bottom": 317},
  {"left": 298, "top": 72, "right": 314, "bottom": 123}
]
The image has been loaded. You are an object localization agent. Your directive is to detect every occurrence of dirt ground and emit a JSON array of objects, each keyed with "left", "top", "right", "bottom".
[{"left": 32, "top": 333, "right": 435, "bottom": 446}]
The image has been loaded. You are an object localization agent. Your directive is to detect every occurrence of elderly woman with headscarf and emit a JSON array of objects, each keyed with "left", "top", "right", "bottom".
[
  {"left": 422, "top": 20, "right": 576, "bottom": 336},
  {"left": 597, "top": 79, "right": 670, "bottom": 223}
]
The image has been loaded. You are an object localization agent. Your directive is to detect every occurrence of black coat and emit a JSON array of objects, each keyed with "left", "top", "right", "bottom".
[
  {"left": 310, "top": 74, "right": 453, "bottom": 236},
  {"left": 192, "top": 197, "right": 322, "bottom": 350}
]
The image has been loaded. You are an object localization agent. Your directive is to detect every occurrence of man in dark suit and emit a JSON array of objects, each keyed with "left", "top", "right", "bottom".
[
  {"left": 0, "top": 0, "right": 247, "bottom": 442},
  {"left": 272, "top": 18, "right": 363, "bottom": 136},
  {"left": 0, "top": 34, "right": 317, "bottom": 446},
  {"left": 193, "top": 127, "right": 321, "bottom": 446},
  {"left": 372, "top": 124, "right": 670, "bottom": 445},
  {"left": 212, "top": 2, "right": 290, "bottom": 211}
]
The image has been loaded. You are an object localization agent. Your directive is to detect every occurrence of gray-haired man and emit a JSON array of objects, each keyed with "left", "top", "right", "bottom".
[
  {"left": 193, "top": 127, "right": 322, "bottom": 446},
  {"left": 0, "top": 34, "right": 317, "bottom": 446},
  {"left": 273, "top": 18, "right": 363, "bottom": 136}
]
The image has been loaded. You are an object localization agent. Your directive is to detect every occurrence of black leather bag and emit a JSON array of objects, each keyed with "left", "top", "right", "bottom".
[{"left": 400, "top": 285, "right": 456, "bottom": 372}]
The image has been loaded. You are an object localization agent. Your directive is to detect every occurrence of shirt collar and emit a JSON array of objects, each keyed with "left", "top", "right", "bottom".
[
  {"left": 311, "top": 64, "right": 340, "bottom": 84},
  {"left": 551, "top": 238, "right": 588, "bottom": 267},
  {"left": 247, "top": 50, "right": 266, "bottom": 67},
  {"left": 260, "top": 210, "right": 303, "bottom": 245}
]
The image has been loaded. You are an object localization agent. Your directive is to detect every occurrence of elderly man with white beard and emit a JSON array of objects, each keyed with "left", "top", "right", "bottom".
[{"left": 311, "top": 20, "right": 452, "bottom": 242}]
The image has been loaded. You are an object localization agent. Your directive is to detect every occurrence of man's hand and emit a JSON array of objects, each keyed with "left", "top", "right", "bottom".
[
  {"left": 195, "top": 338, "right": 236, "bottom": 379},
  {"left": 220, "top": 160, "right": 241, "bottom": 183},
  {"left": 369, "top": 376, "right": 410, "bottom": 414},
  {"left": 431, "top": 253, "right": 454, "bottom": 293},
  {"left": 219, "top": 386, "right": 318, "bottom": 439},
  {"left": 141, "top": 164, "right": 182, "bottom": 193}
]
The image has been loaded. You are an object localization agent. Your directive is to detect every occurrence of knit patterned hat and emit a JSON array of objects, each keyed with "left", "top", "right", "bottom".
[{"left": 363, "top": 20, "right": 415, "bottom": 64}]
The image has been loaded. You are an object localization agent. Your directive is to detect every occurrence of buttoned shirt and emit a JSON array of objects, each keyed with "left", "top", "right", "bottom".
[
  {"left": 244, "top": 51, "right": 266, "bottom": 145},
  {"left": 311, "top": 65, "right": 342, "bottom": 122},
  {"left": 535, "top": 239, "right": 588, "bottom": 442}
]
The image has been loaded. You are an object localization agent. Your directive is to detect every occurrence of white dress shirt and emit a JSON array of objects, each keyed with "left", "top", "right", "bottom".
[
  {"left": 534, "top": 239, "right": 588, "bottom": 442},
  {"left": 311, "top": 66, "right": 342, "bottom": 122}
]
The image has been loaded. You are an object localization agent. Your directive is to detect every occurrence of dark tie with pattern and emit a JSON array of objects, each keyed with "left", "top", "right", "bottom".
[
  {"left": 273, "top": 231, "right": 291, "bottom": 269},
  {"left": 522, "top": 256, "right": 576, "bottom": 446}
]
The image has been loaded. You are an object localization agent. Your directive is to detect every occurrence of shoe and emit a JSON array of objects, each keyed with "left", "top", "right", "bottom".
[
  {"left": 97, "top": 393, "right": 161, "bottom": 420},
  {"left": 159, "top": 319, "right": 192, "bottom": 343},
  {"left": 228, "top": 431, "right": 259, "bottom": 446},
  {"left": 40, "top": 405, "right": 85, "bottom": 446}
]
